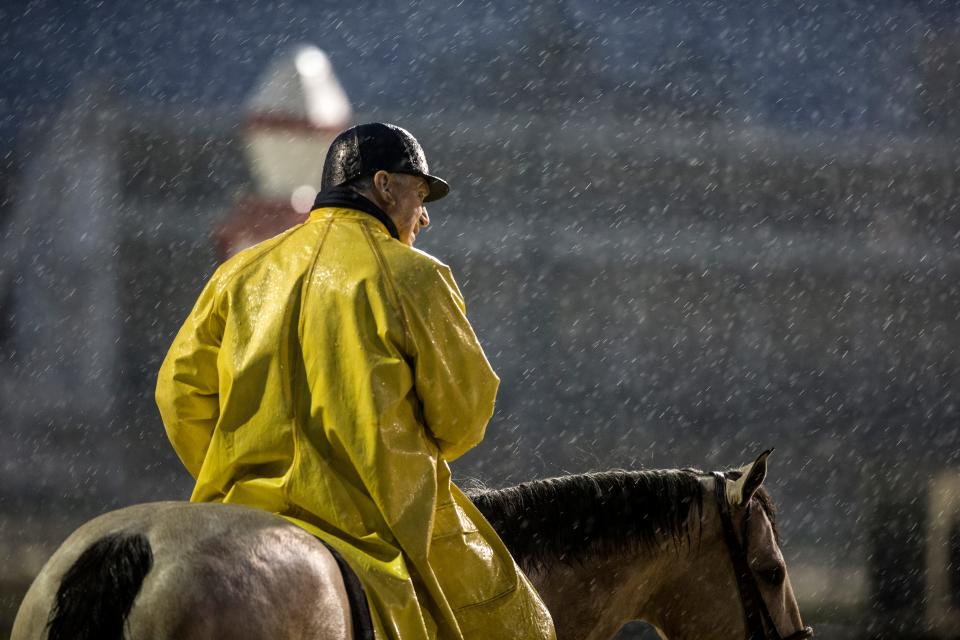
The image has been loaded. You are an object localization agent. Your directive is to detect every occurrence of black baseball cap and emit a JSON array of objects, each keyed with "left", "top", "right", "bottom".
[{"left": 320, "top": 123, "right": 450, "bottom": 202}]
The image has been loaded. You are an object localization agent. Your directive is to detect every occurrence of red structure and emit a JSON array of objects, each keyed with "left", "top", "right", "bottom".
[{"left": 214, "top": 197, "right": 309, "bottom": 260}]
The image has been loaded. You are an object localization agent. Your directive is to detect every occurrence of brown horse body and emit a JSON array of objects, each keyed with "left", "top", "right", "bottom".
[{"left": 12, "top": 453, "right": 810, "bottom": 639}]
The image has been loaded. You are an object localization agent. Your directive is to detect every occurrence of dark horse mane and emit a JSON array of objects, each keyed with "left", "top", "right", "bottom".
[{"left": 469, "top": 468, "right": 778, "bottom": 574}]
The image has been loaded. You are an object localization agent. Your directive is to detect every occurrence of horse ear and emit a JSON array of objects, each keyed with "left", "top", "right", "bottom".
[{"left": 727, "top": 449, "right": 772, "bottom": 508}]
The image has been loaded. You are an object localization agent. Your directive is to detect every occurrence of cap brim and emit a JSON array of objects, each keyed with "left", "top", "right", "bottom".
[{"left": 423, "top": 175, "right": 450, "bottom": 203}]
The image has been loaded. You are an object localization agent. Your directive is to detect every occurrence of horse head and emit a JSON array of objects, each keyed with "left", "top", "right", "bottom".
[{"left": 646, "top": 451, "right": 813, "bottom": 640}]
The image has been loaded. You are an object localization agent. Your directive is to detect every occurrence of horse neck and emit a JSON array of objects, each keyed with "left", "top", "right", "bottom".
[
  {"left": 469, "top": 470, "right": 705, "bottom": 639},
  {"left": 527, "top": 543, "right": 673, "bottom": 640},
  {"left": 639, "top": 488, "right": 749, "bottom": 639}
]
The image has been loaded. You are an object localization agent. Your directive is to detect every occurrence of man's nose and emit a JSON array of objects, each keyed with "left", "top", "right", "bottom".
[{"left": 419, "top": 208, "right": 430, "bottom": 228}]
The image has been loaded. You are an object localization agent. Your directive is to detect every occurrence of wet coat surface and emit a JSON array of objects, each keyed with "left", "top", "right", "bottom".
[{"left": 155, "top": 206, "right": 556, "bottom": 639}]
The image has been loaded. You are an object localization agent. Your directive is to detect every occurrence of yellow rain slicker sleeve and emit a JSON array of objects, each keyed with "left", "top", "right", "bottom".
[
  {"left": 396, "top": 262, "right": 500, "bottom": 461},
  {"left": 155, "top": 277, "right": 224, "bottom": 478}
]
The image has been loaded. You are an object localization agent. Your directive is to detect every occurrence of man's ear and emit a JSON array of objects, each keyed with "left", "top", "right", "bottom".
[
  {"left": 727, "top": 449, "right": 771, "bottom": 508},
  {"left": 373, "top": 170, "right": 394, "bottom": 205}
]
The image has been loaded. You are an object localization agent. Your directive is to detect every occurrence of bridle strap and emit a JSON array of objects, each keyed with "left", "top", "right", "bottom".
[
  {"left": 711, "top": 472, "right": 814, "bottom": 640},
  {"left": 713, "top": 472, "right": 771, "bottom": 640}
]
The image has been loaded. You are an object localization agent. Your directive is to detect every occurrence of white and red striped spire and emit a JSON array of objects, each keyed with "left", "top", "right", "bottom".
[
  {"left": 219, "top": 45, "right": 352, "bottom": 260},
  {"left": 243, "top": 44, "right": 351, "bottom": 203}
]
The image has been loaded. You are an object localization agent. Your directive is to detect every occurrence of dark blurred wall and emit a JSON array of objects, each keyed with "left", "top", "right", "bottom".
[
  {"left": 4, "top": 1, "right": 960, "bottom": 148},
  {"left": 4, "top": 92, "right": 957, "bottom": 541},
  {"left": 3, "top": 1, "right": 960, "bottom": 636}
]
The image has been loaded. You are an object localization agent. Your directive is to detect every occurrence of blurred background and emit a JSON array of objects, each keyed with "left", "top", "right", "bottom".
[{"left": 2, "top": 0, "right": 960, "bottom": 637}]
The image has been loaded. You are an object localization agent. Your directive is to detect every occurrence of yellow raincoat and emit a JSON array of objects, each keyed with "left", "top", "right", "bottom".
[{"left": 156, "top": 205, "right": 555, "bottom": 639}]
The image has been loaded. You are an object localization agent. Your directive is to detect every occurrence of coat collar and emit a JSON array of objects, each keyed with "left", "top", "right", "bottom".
[{"left": 310, "top": 186, "right": 399, "bottom": 240}]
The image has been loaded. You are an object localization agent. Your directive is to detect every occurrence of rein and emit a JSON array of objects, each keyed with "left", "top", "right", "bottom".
[{"left": 711, "top": 472, "right": 814, "bottom": 640}]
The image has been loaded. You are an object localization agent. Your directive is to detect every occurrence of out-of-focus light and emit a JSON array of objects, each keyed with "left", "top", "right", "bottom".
[
  {"left": 295, "top": 47, "right": 331, "bottom": 77},
  {"left": 291, "top": 185, "right": 317, "bottom": 214}
]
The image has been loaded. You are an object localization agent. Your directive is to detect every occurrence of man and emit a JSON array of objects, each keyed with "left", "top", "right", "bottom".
[{"left": 156, "top": 123, "right": 555, "bottom": 640}]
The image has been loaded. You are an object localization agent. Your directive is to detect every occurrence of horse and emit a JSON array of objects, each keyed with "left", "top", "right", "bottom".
[{"left": 11, "top": 450, "right": 813, "bottom": 639}]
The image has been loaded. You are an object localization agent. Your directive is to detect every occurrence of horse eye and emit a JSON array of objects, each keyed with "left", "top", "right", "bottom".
[{"left": 758, "top": 566, "right": 785, "bottom": 587}]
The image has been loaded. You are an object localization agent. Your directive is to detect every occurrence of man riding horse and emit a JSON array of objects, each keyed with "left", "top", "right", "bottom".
[{"left": 155, "top": 123, "right": 556, "bottom": 640}]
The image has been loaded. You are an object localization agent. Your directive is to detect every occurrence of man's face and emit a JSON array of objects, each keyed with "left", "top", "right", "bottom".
[{"left": 384, "top": 173, "right": 431, "bottom": 246}]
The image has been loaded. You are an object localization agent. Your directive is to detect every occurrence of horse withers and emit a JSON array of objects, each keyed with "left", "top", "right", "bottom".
[{"left": 12, "top": 451, "right": 812, "bottom": 639}]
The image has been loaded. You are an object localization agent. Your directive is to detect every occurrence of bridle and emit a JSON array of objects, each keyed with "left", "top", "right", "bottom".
[{"left": 711, "top": 472, "right": 814, "bottom": 640}]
